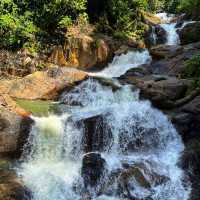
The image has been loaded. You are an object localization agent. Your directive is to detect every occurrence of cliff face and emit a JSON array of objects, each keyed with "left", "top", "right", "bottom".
[{"left": 49, "top": 35, "right": 113, "bottom": 69}]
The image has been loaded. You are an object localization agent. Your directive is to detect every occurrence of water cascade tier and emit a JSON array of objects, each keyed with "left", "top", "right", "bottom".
[
  {"left": 156, "top": 13, "right": 180, "bottom": 45},
  {"left": 17, "top": 12, "right": 191, "bottom": 200},
  {"left": 18, "top": 77, "right": 190, "bottom": 200},
  {"left": 88, "top": 50, "right": 151, "bottom": 78}
]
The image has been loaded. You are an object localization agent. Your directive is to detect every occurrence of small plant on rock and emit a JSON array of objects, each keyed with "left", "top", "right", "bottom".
[{"left": 182, "top": 54, "right": 200, "bottom": 89}]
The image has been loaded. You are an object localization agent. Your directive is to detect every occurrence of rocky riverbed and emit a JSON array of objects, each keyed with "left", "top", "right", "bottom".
[{"left": 0, "top": 13, "right": 200, "bottom": 200}]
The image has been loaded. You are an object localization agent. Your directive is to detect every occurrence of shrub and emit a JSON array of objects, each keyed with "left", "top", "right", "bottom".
[
  {"left": 0, "top": 0, "right": 38, "bottom": 49},
  {"left": 182, "top": 54, "right": 200, "bottom": 89},
  {"left": 0, "top": 0, "right": 87, "bottom": 50}
]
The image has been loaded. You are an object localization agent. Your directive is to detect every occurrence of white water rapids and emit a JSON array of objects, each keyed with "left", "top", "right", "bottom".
[
  {"left": 156, "top": 13, "right": 180, "bottom": 45},
  {"left": 89, "top": 50, "right": 151, "bottom": 78},
  {"left": 17, "top": 13, "right": 191, "bottom": 200}
]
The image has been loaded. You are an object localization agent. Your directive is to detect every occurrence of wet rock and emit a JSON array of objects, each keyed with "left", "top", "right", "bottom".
[
  {"left": 182, "top": 95, "right": 200, "bottom": 114},
  {"left": 96, "top": 161, "right": 169, "bottom": 199},
  {"left": 0, "top": 67, "right": 87, "bottom": 100},
  {"left": 119, "top": 126, "right": 161, "bottom": 152},
  {"left": 154, "top": 25, "right": 167, "bottom": 44},
  {"left": 149, "top": 42, "right": 200, "bottom": 76},
  {"left": 77, "top": 114, "right": 112, "bottom": 153},
  {"left": 145, "top": 25, "right": 167, "bottom": 47},
  {"left": 181, "top": 139, "right": 200, "bottom": 200},
  {"left": 81, "top": 153, "right": 106, "bottom": 188},
  {"left": 120, "top": 64, "right": 151, "bottom": 78},
  {"left": 0, "top": 107, "right": 22, "bottom": 157},
  {"left": 119, "top": 162, "right": 169, "bottom": 188},
  {"left": 173, "top": 95, "right": 200, "bottom": 141},
  {"left": 179, "top": 22, "right": 200, "bottom": 45},
  {"left": 0, "top": 169, "right": 32, "bottom": 200},
  {"left": 137, "top": 78, "right": 191, "bottom": 108},
  {"left": 175, "top": 14, "right": 187, "bottom": 28},
  {"left": 150, "top": 45, "right": 183, "bottom": 60}
]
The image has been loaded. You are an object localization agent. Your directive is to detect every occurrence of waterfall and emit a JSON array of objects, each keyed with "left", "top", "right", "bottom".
[
  {"left": 18, "top": 77, "right": 191, "bottom": 200},
  {"left": 88, "top": 50, "right": 151, "bottom": 78},
  {"left": 150, "top": 26, "right": 157, "bottom": 46},
  {"left": 156, "top": 13, "right": 180, "bottom": 45},
  {"left": 17, "top": 13, "right": 190, "bottom": 199}
]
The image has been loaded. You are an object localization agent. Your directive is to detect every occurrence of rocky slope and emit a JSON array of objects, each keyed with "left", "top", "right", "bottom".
[{"left": 120, "top": 31, "right": 200, "bottom": 200}]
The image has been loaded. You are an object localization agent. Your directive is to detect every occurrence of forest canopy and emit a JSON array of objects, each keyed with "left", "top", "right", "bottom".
[{"left": 0, "top": 0, "right": 198, "bottom": 51}]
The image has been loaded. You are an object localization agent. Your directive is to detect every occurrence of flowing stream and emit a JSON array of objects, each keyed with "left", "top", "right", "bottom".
[
  {"left": 17, "top": 13, "right": 191, "bottom": 200},
  {"left": 156, "top": 13, "right": 180, "bottom": 45}
]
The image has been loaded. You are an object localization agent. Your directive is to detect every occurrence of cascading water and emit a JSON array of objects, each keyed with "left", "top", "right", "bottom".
[
  {"left": 17, "top": 12, "right": 190, "bottom": 199},
  {"left": 18, "top": 76, "right": 191, "bottom": 200},
  {"left": 156, "top": 13, "right": 180, "bottom": 45},
  {"left": 89, "top": 50, "right": 151, "bottom": 78}
]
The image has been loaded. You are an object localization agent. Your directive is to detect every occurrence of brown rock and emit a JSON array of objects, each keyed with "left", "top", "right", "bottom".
[
  {"left": 179, "top": 22, "right": 200, "bottom": 45},
  {"left": 118, "top": 162, "right": 169, "bottom": 199},
  {"left": 0, "top": 106, "right": 21, "bottom": 156},
  {"left": 49, "top": 35, "right": 112, "bottom": 69},
  {"left": 122, "top": 75, "right": 190, "bottom": 109},
  {"left": 150, "top": 42, "right": 200, "bottom": 76},
  {"left": 0, "top": 94, "right": 30, "bottom": 117},
  {"left": 48, "top": 46, "right": 68, "bottom": 66},
  {"left": 0, "top": 105, "right": 33, "bottom": 157},
  {"left": 0, "top": 67, "right": 87, "bottom": 100},
  {"left": 0, "top": 169, "right": 31, "bottom": 200},
  {"left": 141, "top": 11, "right": 162, "bottom": 25},
  {"left": 150, "top": 45, "right": 183, "bottom": 60}
]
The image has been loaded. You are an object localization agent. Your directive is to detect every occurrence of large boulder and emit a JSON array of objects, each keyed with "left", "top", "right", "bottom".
[
  {"left": 141, "top": 11, "right": 162, "bottom": 25},
  {"left": 49, "top": 35, "right": 114, "bottom": 69},
  {"left": 150, "top": 42, "right": 200, "bottom": 76},
  {"left": 181, "top": 139, "right": 200, "bottom": 200},
  {"left": 0, "top": 106, "right": 33, "bottom": 158},
  {"left": 150, "top": 45, "right": 183, "bottom": 60},
  {"left": 81, "top": 153, "right": 106, "bottom": 188},
  {"left": 71, "top": 112, "right": 112, "bottom": 153},
  {"left": 101, "top": 162, "right": 169, "bottom": 199},
  {"left": 179, "top": 22, "right": 200, "bottom": 45},
  {"left": 172, "top": 95, "right": 200, "bottom": 141},
  {"left": 0, "top": 67, "right": 87, "bottom": 100},
  {"left": 0, "top": 169, "right": 31, "bottom": 200},
  {"left": 122, "top": 76, "right": 190, "bottom": 109},
  {"left": 119, "top": 162, "right": 169, "bottom": 189},
  {"left": 154, "top": 25, "right": 167, "bottom": 44}
]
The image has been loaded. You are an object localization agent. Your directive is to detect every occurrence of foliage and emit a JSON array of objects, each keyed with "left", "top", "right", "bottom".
[
  {"left": 1, "top": 0, "right": 188, "bottom": 51},
  {"left": 0, "top": 0, "right": 37, "bottom": 49},
  {"left": 177, "top": 0, "right": 200, "bottom": 17},
  {"left": 182, "top": 54, "right": 200, "bottom": 89},
  {"left": 164, "top": 0, "right": 200, "bottom": 16},
  {"left": 164, "top": 0, "right": 180, "bottom": 13},
  {"left": 17, "top": 0, "right": 87, "bottom": 30},
  {"left": 0, "top": 0, "right": 87, "bottom": 50}
]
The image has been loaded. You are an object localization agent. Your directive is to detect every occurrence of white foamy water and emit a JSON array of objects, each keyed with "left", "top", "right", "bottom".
[
  {"left": 89, "top": 50, "right": 151, "bottom": 78},
  {"left": 18, "top": 78, "right": 190, "bottom": 200},
  {"left": 17, "top": 12, "right": 191, "bottom": 199},
  {"left": 156, "top": 13, "right": 180, "bottom": 45},
  {"left": 160, "top": 23, "right": 180, "bottom": 45}
]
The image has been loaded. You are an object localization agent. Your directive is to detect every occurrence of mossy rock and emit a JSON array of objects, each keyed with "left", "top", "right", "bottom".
[
  {"left": 15, "top": 99, "right": 58, "bottom": 117},
  {"left": 0, "top": 159, "right": 12, "bottom": 170}
]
